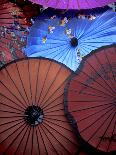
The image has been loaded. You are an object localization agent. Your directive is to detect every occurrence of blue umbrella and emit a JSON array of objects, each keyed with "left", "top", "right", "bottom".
[{"left": 25, "top": 10, "right": 116, "bottom": 71}]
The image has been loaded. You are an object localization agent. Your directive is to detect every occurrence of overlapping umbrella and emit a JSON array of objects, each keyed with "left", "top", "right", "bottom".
[
  {"left": 0, "top": 1, "right": 28, "bottom": 67},
  {"left": 64, "top": 45, "right": 116, "bottom": 153},
  {"left": 25, "top": 10, "right": 116, "bottom": 71},
  {"left": 0, "top": 57, "right": 82, "bottom": 155},
  {"left": 29, "top": 0, "right": 115, "bottom": 10}
]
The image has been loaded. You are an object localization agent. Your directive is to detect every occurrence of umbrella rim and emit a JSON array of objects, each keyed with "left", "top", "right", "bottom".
[
  {"left": 0, "top": 56, "right": 74, "bottom": 74},
  {"left": 64, "top": 44, "right": 116, "bottom": 155}
]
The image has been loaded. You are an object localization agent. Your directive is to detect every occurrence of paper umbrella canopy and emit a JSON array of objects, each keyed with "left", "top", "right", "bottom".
[
  {"left": 0, "top": 1, "right": 28, "bottom": 67},
  {"left": 29, "top": 0, "right": 115, "bottom": 10},
  {"left": 64, "top": 45, "right": 116, "bottom": 154},
  {"left": 0, "top": 57, "right": 86, "bottom": 155},
  {"left": 25, "top": 10, "right": 116, "bottom": 71}
]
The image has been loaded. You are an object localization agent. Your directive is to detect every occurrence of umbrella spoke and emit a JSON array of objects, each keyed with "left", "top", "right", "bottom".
[
  {"left": 37, "top": 46, "right": 71, "bottom": 107},
  {"left": 43, "top": 102, "right": 63, "bottom": 112},
  {"left": 22, "top": 126, "right": 31, "bottom": 155},
  {"left": 41, "top": 124, "right": 59, "bottom": 155},
  {"left": 0, "top": 93, "right": 25, "bottom": 110},
  {"left": 78, "top": 104, "right": 114, "bottom": 123},
  {"left": 15, "top": 62, "right": 30, "bottom": 105},
  {"left": 44, "top": 117, "right": 69, "bottom": 123},
  {"left": 0, "top": 121, "right": 25, "bottom": 145},
  {"left": 0, "top": 101, "right": 24, "bottom": 112},
  {"left": 35, "top": 60, "right": 41, "bottom": 106},
  {"left": 2, "top": 123, "right": 27, "bottom": 155},
  {"left": 77, "top": 68, "right": 115, "bottom": 97},
  {"left": 14, "top": 125, "right": 29, "bottom": 155},
  {"left": 43, "top": 121, "right": 76, "bottom": 146},
  {"left": 41, "top": 94, "right": 63, "bottom": 110},
  {"left": 96, "top": 112, "right": 116, "bottom": 149},
  {"left": 107, "top": 119, "right": 116, "bottom": 152},
  {"left": 44, "top": 119, "right": 72, "bottom": 132},
  {"left": 38, "top": 126, "right": 49, "bottom": 155},
  {"left": 41, "top": 122, "right": 72, "bottom": 155},
  {"left": 35, "top": 126, "right": 40, "bottom": 155},
  {"left": 0, "top": 81, "right": 27, "bottom": 109},
  {"left": 40, "top": 77, "right": 69, "bottom": 109},
  {"left": 73, "top": 79, "right": 114, "bottom": 98},
  {"left": 80, "top": 106, "right": 114, "bottom": 133},
  {"left": 31, "top": 127, "right": 34, "bottom": 155},
  {"left": 70, "top": 102, "right": 114, "bottom": 113},
  {"left": 94, "top": 53, "right": 115, "bottom": 94},
  {"left": 37, "top": 61, "right": 53, "bottom": 107},
  {"left": 3, "top": 67, "right": 28, "bottom": 108},
  {"left": 0, "top": 118, "right": 25, "bottom": 127}
]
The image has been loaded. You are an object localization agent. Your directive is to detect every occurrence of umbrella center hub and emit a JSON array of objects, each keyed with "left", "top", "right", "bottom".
[
  {"left": 25, "top": 105, "right": 44, "bottom": 126},
  {"left": 70, "top": 37, "right": 78, "bottom": 47}
]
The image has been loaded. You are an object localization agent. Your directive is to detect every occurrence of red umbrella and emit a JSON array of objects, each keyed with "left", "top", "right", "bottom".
[
  {"left": 64, "top": 45, "right": 116, "bottom": 153},
  {"left": 0, "top": 1, "right": 28, "bottom": 67},
  {"left": 0, "top": 57, "right": 80, "bottom": 155}
]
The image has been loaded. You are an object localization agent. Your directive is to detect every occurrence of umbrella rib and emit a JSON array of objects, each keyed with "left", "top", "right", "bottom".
[
  {"left": 14, "top": 125, "right": 29, "bottom": 155},
  {"left": 35, "top": 59, "right": 41, "bottom": 105},
  {"left": 37, "top": 61, "right": 53, "bottom": 107},
  {"left": 29, "top": 43, "right": 67, "bottom": 59},
  {"left": 0, "top": 121, "right": 25, "bottom": 144},
  {"left": 40, "top": 79, "right": 65, "bottom": 109},
  {"left": 43, "top": 121, "right": 77, "bottom": 146},
  {"left": 96, "top": 111, "right": 116, "bottom": 149},
  {"left": 80, "top": 106, "right": 114, "bottom": 133},
  {"left": 0, "top": 81, "right": 27, "bottom": 109},
  {"left": 45, "top": 108, "right": 64, "bottom": 114},
  {"left": 15, "top": 62, "right": 30, "bottom": 105},
  {"left": 42, "top": 122, "right": 72, "bottom": 155},
  {"left": 73, "top": 79, "right": 114, "bottom": 98},
  {"left": 0, "top": 120, "right": 24, "bottom": 135},
  {"left": 43, "top": 101, "right": 63, "bottom": 112},
  {"left": 30, "top": 42, "right": 67, "bottom": 55},
  {"left": 0, "top": 109, "right": 24, "bottom": 115},
  {"left": 22, "top": 126, "right": 31, "bottom": 155},
  {"left": 70, "top": 89, "right": 111, "bottom": 99},
  {"left": 94, "top": 53, "right": 115, "bottom": 94},
  {"left": 3, "top": 66, "right": 28, "bottom": 107},
  {"left": 38, "top": 126, "right": 49, "bottom": 155},
  {"left": 41, "top": 90, "right": 63, "bottom": 110},
  {"left": 27, "top": 59, "right": 33, "bottom": 104},
  {"left": 87, "top": 107, "right": 115, "bottom": 144},
  {"left": 35, "top": 126, "right": 40, "bottom": 155},
  {"left": 107, "top": 118, "right": 116, "bottom": 152},
  {"left": 70, "top": 102, "right": 113, "bottom": 112},
  {"left": 104, "top": 49, "right": 116, "bottom": 85},
  {"left": 31, "top": 127, "right": 34, "bottom": 155},
  {"left": 44, "top": 119, "right": 72, "bottom": 132},
  {"left": 77, "top": 104, "right": 114, "bottom": 123},
  {"left": 0, "top": 101, "right": 24, "bottom": 112},
  {"left": 37, "top": 45, "right": 71, "bottom": 107},
  {"left": 0, "top": 93, "right": 25, "bottom": 110},
  {"left": 0, "top": 118, "right": 24, "bottom": 127},
  {"left": 2, "top": 123, "right": 27, "bottom": 155},
  {"left": 42, "top": 94, "right": 63, "bottom": 110},
  {"left": 45, "top": 117, "right": 69, "bottom": 123},
  {"left": 77, "top": 69, "right": 114, "bottom": 96},
  {"left": 40, "top": 124, "right": 59, "bottom": 155},
  {"left": 38, "top": 64, "right": 63, "bottom": 107}
]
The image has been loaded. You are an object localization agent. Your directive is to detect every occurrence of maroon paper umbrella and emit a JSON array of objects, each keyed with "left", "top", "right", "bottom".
[
  {"left": 64, "top": 45, "right": 116, "bottom": 154},
  {"left": 0, "top": 57, "right": 81, "bottom": 155},
  {"left": 0, "top": 1, "right": 28, "bottom": 67}
]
